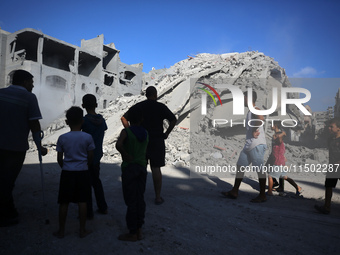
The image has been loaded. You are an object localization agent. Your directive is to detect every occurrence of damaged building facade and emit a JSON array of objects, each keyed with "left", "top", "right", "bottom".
[{"left": 0, "top": 28, "right": 143, "bottom": 126}]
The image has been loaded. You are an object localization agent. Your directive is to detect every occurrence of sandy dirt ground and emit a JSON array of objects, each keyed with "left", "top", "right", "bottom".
[{"left": 1, "top": 152, "right": 340, "bottom": 255}]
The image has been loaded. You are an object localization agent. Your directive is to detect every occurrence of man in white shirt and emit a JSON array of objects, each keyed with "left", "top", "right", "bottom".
[{"left": 221, "top": 90, "right": 267, "bottom": 203}]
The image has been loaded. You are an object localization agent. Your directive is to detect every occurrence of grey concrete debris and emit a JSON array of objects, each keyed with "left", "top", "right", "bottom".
[{"left": 25, "top": 51, "right": 326, "bottom": 168}]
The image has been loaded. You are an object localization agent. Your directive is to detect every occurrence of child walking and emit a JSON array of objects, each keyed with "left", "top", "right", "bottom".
[
  {"left": 116, "top": 105, "right": 149, "bottom": 242},
  {"left": 54, "top": 106, "right": 95, "bottom": 238},
  {"left": 267, "top": 121, "right": 302, "bottom": 196},
  {"left": 82, "top": 94, "right": 108, "bottom": 218}
]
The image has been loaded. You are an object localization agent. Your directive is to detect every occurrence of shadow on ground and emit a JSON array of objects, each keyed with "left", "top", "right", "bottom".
[{"left": 1, "top": 161, "right": 340, "bottom": 255}]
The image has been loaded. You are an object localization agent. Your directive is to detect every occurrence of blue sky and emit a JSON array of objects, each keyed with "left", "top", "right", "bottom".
[{"left": 1, "top": 0, "right": 339, "bottom": 111}]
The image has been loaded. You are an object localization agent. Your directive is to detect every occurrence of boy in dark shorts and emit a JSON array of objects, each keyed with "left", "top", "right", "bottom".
[
  {"left": 82, "top": 94, "right": 108, "bottom": 218},
  {"left": 54, "top": 106, "right": 95, "bottom": 238},
  {"left": 116, "top": 105, "right": 149, "bottom": 241},
  {"left": 315, "top": 117, "right": 340, "bottom": 214}
]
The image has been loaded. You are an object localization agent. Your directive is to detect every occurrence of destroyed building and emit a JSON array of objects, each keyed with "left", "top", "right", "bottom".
[
  {"left": 0, "top": 28, "right": 143, "bottom": 126},
  {"left": 314, "top": 107, "right": 333, "bottom": 130},
  {"left": 0, "top": 27, "right": 331, "bottom": 176},
  {"left": 39, "top": 51, "right": 321, "bottom": 169}
]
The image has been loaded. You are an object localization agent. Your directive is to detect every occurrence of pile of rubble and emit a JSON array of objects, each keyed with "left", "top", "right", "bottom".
[{"left": 34, "top": 51, "right": 327, "bottom": 169}]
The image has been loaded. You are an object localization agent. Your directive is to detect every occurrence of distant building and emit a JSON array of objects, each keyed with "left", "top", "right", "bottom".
[
  {"left": 334, "top": 88, "right": 340, "bottom": 118},
  {"left": 327, "top": 106, "right": 334, "bottom": 120},
  {"left": 314, "top": 107, "right": 333, "bottom": 130},
  {"left": 0, "top": 28, "right": 143, "bottom": 126}
]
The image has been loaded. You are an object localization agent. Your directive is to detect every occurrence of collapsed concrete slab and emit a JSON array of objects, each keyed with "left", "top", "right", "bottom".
[{"left": 146, "top": 52, "right": 302, "bottom": 129}]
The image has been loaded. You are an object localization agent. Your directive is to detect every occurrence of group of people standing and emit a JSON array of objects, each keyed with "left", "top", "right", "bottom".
[
  {"left": 0, "top": 70, "right": 177, "bottom": 241},
  {"left": 0, "top": 69, "right": 338, "bottom": 241}
]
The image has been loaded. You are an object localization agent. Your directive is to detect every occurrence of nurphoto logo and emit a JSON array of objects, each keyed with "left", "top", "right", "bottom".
[{"left": 197, "top": 83, "right": 312, "bottom": 128}]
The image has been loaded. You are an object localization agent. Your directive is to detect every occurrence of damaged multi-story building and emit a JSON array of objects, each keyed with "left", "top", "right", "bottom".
[{"left": 0, "top": 28, "right": 143, "bottom": 126}]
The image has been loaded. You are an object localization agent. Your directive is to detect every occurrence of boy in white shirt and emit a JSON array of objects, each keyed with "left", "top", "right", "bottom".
[{"left": 54, "top": 106, "right": 95, "bottom": 238}]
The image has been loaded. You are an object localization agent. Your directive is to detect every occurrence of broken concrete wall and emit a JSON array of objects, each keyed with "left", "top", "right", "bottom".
[
  {"left": 117, "top": 62, "right": 143, "bottom": 97},
  {"left": 81, "top": 34, "right": 104, "bottom": 56},
  {"left": 0, "top": 30, "right": 10, "bottom": 87},
  {"left": 80, "top": 35, "right": 103, "bottom": 79},
  {"left": 103, "top": 44, "right": 119, "bottom": 73}
]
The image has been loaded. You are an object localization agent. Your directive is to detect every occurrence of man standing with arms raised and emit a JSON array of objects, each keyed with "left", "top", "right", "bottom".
[{"left": 121, "top": 86, "right": 177, "bottom": 205}]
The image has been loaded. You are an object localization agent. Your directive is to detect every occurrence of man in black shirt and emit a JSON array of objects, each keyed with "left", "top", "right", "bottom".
[{"left": 121, "top": 86, "right": 177, "bottom": 205}]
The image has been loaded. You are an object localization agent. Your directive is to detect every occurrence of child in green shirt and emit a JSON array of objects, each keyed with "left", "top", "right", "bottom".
[{"left": 116, "top": 105, "right": 149, "bottom": 241}]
